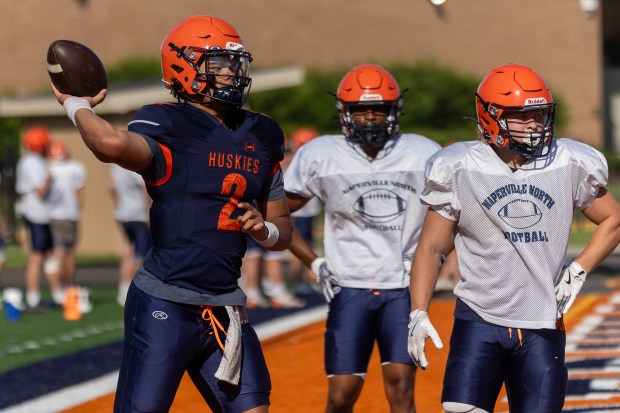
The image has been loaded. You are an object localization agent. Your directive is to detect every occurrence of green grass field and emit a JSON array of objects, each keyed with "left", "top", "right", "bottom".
[
  {"left": 0, "top": 286, "right": 124, "bottom": 373},
  {"left": 3, "top": 244, "right": 120, "bottom": 269}
]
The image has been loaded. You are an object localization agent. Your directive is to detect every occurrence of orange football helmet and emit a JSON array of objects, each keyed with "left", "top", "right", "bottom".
[
  {"left": 291, "top": 127, "right": 319, "bottom": 149},
  {"left": 48, "top": 141, "right": 68, "bottom": 161},
  {"left": 336, "top": 64, "right": 403, "bottom": 149},
  {"left": 23, "top": 126, "right": 51, "bottom": 154},
  {"left": 476, "top": 63, "right": 555, "bottom": 158},
  {"left": 160, "top": 16, "right": 252, "bottom": 107}
]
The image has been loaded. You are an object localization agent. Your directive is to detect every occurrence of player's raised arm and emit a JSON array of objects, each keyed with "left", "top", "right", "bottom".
[
  {"left": 48, "top": 39, "right": 152, "bottom": 172},
  {"left": 52, "top": 85, "right": 152, "bottom": 172}
]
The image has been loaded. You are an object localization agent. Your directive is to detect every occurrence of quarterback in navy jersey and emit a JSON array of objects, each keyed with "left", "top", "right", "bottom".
[{"left": 52, "top": 16, "right": 292, "bottom": 413}]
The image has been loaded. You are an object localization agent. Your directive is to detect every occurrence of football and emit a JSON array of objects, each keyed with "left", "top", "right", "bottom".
[
  {"left": 497, "top": 199, "right": 543, "bottom": 229},
  {"left": 353, "top": 189, "right": 407, "bottom": 223},
  {"left": 47, "top": 40, "right": 107, "bottom": 97}
]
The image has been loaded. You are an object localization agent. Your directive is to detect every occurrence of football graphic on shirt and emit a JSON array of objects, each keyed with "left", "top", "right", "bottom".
[
  {"left": 353, "top": 189, "right": 407, "bottom": 223},
  {"left": 497, "top": 199, "right": 543, "bottom": 229}
]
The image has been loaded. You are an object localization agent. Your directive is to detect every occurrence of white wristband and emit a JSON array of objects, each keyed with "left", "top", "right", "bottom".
[
  {"left": 253, "top": 221, "right": 279, "bottom": 248},
  {"left": 63, "top": 96, "right": 94, "bottom": 126}
]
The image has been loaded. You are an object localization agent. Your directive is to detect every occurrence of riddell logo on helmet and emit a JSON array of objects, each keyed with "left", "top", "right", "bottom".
[
  {"left": 225, "top": 42, "right": 244, "bottom": 51},
  {"left": 360, "top": 94, "right": 383, "bottom": 101},
  {"left": 525, "top": 97, "right": 547, "bottom": 105}
]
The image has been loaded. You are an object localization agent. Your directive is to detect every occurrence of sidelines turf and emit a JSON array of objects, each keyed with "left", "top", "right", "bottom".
[{"left": 0, "top": 286, "right": 124, "bottom": 373}]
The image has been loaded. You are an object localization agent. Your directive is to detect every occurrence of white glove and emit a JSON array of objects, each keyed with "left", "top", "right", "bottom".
[
  {"left": 311, "top": 258, "right": 340, "bottom": 303},
  {"left": 407, "top": 309, "right": 443, "bottom": 370},
  {"left": 555, "top": 261, "right": 587, "bottom": 315}
]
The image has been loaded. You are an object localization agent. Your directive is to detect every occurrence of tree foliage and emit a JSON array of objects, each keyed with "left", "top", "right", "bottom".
[{"left": 247, "top": 62, "right": 483, "bottom": 144}]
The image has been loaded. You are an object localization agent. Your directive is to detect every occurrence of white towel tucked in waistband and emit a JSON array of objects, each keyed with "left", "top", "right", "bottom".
[{"left": 215, "top": 305, "right": 242, "bottom": 385}]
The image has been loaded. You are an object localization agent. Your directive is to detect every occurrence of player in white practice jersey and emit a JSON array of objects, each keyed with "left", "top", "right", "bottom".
[
  {"left": 47, "top": 140, "right": 86, "bottom": 287},
  {"left": 285, "top": 64, "right": 441, "bottom": 413},
  {"left": 408, "top": 63, "right": 620, "bottom": 413},
  {"left": 108, "top": 163, "right": 152, "bottom": 306}
]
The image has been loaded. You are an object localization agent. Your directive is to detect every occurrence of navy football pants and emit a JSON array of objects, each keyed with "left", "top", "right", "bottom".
[
  {"left": 442, "top": 318, "right": 567, "bottom": 413},
  {"left": 325, "top": 287, "right": 413, "bottom": 375},
  {"left": 114, "top": 284, "right": 271, "bottom": 413}
]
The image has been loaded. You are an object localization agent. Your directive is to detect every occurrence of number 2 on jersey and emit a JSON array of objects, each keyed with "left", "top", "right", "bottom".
[{"left": 217, "top": 173, "right": 247, "bottom": 231}]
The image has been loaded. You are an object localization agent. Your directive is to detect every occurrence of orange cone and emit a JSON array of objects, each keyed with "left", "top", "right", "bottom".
[{"left": 63, "top": 286, "right": 82, "bottom": 321}]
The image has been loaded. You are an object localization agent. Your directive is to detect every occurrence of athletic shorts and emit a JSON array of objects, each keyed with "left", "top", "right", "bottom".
[
  {"left": 244, "top": 236, "right": 281, "bottom": 261},
  {"left": 50, "top": 219, "right": 78, "bottom": 250},
  {"left": 24, "top": 219, "right": 53, "bottom": 253},
  {"left": 324, "top": 287, "right": 413, "bottom": 376},
  {"left": 442, "top": 317, "right": 567, "bottom": 413},
  {"left": 114, "top": 284, "right": 271, "bottom": 413},
  {"left": 120, "top": 221, "right": 152, "bottom": 262}
]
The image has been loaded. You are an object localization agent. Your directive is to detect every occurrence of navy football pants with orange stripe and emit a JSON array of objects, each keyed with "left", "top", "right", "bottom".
[
  {"left": 114, "top": 284, "right": 271, "bottom": 413},
  {"left": 442, "top": 318, "right": 567, "bottom": 413}
]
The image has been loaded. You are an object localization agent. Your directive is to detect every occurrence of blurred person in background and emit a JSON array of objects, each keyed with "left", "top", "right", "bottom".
[
  {"left": 108, "top": 163, "right": 152, "bottom": 306},
  {"left": 15, "top": 126, "right": 63, "bottom": 309},
  {"left": 241, "top": 234, "right": 304, "bottom": 309},
  {"left": 47, "top": 140, "right": 86, "bottom": 288},
  {"left": 52, "top": 15, "right": 292, "bottom": 412},
  {"left": 284, "top": 64, "right": 441, "bottom": 413}
]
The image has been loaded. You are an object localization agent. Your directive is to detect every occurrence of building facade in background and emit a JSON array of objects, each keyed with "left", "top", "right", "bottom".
[{"left": 0, "top": 0, "right": 615, "bottom": 255}]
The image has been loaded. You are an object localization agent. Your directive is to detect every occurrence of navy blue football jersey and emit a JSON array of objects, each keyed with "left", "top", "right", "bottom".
[{"left": 128, "top": 103, "right": 285, "bottom": 295}]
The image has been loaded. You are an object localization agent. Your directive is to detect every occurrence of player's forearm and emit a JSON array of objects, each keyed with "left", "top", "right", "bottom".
[
  {"left": 288, "top": 225, "right": 317, "bottom": 268},
  {"left": 75, "top": 111, "right": 151, "bottom": 170},
  {"left": 577, "top": 190, "right": 620, "bottom": 272},
  {"left": 411, "top": 209, "right": 456, "bottom": 311},
  {"left": 410, "top": 248, "right": 442, "bottom": 312},
  {"left": 576, "top": 215, "right": 620, "bottom": 273}
]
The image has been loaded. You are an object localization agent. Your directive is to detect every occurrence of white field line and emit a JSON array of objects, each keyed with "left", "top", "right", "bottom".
[{"left": 0, "top": 321, "right": 124, "bottom": 357}]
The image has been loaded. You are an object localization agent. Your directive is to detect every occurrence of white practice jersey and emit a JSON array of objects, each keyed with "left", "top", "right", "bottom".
[
  {"left": 49, "top": 159, "right": 86, "bottom": 221},
  {"left": 15, "top": 153, "right": 50, "bottom": 224},
  {"left": 422, "top": 139, "right": 608, "bottom": 329},
  {"left": 285, "top": 134, "right": 441, "bottom": 289},
  {"left": 110, "top": 164, "right": 149, "bottom": 223}
]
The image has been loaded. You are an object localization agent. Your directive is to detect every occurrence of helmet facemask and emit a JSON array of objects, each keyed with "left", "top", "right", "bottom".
[
  {"left": 337, "top": 100, "right": 402, "bottom": 150},
  {"left": 477, "top": 94, "right": 556, "bottom": 158},
  {"left": 166, "top": 43, "right": 252, "bottom": 107}
]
